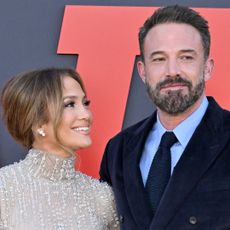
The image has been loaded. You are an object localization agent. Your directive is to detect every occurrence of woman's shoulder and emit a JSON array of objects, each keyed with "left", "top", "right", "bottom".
[
  {"left": 0, "top": 160, "right": 23, "bottom": 173},
  {"left": 75, "top": 171, "right": 112, "bottom": 192},
  {"left": 0, "top": 161, "right": 24, "bottom": 187},
  {"left": 75, "top": 172, "right": 119, "bottom": 229},
  {"left": 75, "top": 171, "right": 115, "bottom": 205}
]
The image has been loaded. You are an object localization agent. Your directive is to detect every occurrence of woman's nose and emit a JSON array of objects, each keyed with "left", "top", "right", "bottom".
[{"left": 78, "top": 106, "right": 92, "bottom": 121}]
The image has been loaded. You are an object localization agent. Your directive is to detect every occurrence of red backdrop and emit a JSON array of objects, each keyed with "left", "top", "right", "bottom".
[{"left": 58, "top": 6, "right": 230, "bottom": 178}]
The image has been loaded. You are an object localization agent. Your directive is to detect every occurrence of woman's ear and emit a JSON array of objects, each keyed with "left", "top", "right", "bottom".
[
  {"left": 37, "top": 128, "right": 46, "bottom": 137},
  {"left": 32, "top": 124, "right": 46, "bottom": 137}
]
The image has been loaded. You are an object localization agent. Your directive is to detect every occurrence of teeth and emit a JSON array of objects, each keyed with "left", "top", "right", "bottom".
[{"left": 74, "top": 127, "right": 89, "bottom": 131}]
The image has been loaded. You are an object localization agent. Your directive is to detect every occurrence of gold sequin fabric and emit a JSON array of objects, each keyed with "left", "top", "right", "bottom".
[{"left": 0, "top": 149, "right": 119, "bottom": 230}]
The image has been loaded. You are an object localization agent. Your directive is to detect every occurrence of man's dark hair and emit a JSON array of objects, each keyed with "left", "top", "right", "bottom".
[{"left": 138, "top": 5, "right": 210, "bottom": 61}]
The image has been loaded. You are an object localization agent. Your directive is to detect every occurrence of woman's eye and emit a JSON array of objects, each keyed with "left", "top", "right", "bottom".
[
  {"left": 84, "top": 100, "right": 91, "bottom": 107},
  {"left": 64, "top": 101, "right": 75, "bottom": 108}
]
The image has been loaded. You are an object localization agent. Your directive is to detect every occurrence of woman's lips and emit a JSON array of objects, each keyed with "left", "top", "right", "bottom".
[{"left": 72, "top": 126, "right": 91, "bottom": 135}]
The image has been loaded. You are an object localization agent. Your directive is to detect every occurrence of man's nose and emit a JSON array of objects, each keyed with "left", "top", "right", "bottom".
[{"left": 166, "top": 59, "right": 181, "bottom": 77}]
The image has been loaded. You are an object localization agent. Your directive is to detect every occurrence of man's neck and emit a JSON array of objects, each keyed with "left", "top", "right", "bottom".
[{"left": 157, "top": 95, "right": 205, "bottom": 130}]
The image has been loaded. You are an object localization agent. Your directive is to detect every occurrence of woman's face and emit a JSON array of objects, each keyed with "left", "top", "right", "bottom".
[{"left": 33, "top": 76, "right": 93, "bottom": 157}]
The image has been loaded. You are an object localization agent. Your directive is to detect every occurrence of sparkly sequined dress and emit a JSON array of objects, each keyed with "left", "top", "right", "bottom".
[{"left": 0, "top": 149, "right": 119, "bottom": 230}]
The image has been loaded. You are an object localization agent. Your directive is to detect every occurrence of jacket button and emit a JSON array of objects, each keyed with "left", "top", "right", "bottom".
[
  {"left": 119, "top": 215, "right": 124, "bottom": 223},
  {"left": 189, "top": 216, "right": 197, "bottom": 225}
]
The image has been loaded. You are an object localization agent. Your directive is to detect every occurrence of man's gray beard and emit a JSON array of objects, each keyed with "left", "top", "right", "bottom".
[{"left": 146, "top": 76, "right": 205, "bottom": 115}]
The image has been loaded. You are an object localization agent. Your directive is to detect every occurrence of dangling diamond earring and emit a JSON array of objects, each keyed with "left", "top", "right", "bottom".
[{"left": 37, "top": 128, "right": 46, "bottom": 137}]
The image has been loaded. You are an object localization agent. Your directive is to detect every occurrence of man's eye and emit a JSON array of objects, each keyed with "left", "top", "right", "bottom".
[
  {"left": 153, "top": 57, "right": 165, "bottom": 62},
  {"left": 181, "top": 55, "right": 194, "bottom": 61},
  {"left": 64, "top": 101, "right": 75, "bottom": 108}
]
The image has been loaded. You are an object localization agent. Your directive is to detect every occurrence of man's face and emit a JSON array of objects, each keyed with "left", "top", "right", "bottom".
[{"left": 138, "top": 23, "right": 213, "bottom": 115}]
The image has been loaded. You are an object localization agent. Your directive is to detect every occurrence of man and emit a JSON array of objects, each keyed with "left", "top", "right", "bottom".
[{"left": 100, "top": 5, "right": 230, "bottom": 230}]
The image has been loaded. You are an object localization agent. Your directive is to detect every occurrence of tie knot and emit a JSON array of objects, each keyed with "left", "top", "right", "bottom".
[{"left": 159, "top": 132, "right": 177, "bottom": 148}]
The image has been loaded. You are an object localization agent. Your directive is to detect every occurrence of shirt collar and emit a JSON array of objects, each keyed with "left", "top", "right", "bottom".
[{"left": 156, "top": 96, "right": 209, "bottom": 148}]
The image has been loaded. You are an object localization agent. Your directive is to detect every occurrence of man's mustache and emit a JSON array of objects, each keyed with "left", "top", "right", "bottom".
[{"left": 156, "top": 76, "right": 192, "bottom": 90}]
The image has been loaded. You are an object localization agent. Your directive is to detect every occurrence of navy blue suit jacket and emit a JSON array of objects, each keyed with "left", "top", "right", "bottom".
[{"left": 100, "top": 97, "right": 230, "bottom": 230}]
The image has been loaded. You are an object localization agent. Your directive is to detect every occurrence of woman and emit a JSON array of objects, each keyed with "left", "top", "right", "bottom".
[{"left": 0, "top": 68, "right": 119, "bottom": 229}]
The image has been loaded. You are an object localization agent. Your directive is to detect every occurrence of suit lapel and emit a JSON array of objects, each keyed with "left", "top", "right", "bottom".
[
  {"left": 123, "top": 114, "right": 156, "bottom": 230},
  {"left": 150, "top": 97, "right": 230, "bottom": 229}
]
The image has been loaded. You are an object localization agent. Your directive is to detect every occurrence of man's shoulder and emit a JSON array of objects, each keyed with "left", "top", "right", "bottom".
[
  {"left": 205, "top": 97, "right": 230, "bottom": 133},
  {"left": 207, "top": 97, "right": 230, "bottom": 120}
]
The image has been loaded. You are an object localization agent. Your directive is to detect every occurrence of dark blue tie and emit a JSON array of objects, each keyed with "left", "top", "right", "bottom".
[{"left": 145, "top": 131, "right": 177, "bottom": 213}]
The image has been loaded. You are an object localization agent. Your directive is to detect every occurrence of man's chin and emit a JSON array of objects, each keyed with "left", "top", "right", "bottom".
[{"left": 160, "top": 88, "right": 187, "bottom": 95}]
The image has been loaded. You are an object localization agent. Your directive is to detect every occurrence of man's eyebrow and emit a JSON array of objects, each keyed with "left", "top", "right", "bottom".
[
  {"left": 149, "top": 49, "right": 197, "bottom": 58},
  {"left": 149, "top": 50, "right": 165, "bottom": 58},
  {"left": 179, "top": 49, "right": 196, "bottom": 54}
]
